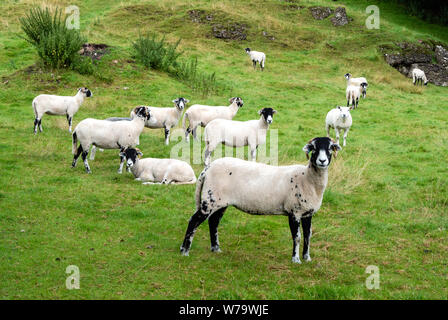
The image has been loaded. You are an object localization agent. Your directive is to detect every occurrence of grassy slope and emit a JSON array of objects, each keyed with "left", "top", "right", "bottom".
[{"left": 0, "top": 0, "right": 447, "bottom": 299}]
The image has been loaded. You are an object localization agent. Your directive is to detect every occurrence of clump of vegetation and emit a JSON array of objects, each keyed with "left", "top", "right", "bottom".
[
  {"left": 20, "top": 7, "right": 91, "bottom": 73},
  {"left": 132, "top": 34, "right": 226, "bottom": 95}
]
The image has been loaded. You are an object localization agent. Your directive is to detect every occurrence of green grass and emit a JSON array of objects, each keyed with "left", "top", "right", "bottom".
[{"left": 0, "top": 0, "right": 447, "bottom": 299}]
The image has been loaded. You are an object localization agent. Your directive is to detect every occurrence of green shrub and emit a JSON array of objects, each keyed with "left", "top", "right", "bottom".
[
  {"left": 132, "top": 34, "right": 182, "bottom": 72},
  {"left": 175, "top": 57, "right": 219, "bottom": 96},
  {"left": 20, "top": 7, "right": 86, "bottom": 70}
]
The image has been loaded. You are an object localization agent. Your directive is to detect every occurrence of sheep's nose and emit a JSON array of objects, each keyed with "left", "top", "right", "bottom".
[{"left": 319, "top": 159, "right": 326, "bottom": 164}]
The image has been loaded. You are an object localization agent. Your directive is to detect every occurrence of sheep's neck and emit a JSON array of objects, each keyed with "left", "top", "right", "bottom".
[
  {"left": 74, "top": 92, "right": 85, "bottom": 105},
  {"left": 130, "top": 159, "right": 142, "bottom": 177},
  {"left": 228, "top": 103, "right": 239, "bottom": 117},
  {"left": 131, "top": 117, "right": 146, "bottom": 133},
  {"left": 303, "top": 163, "right": 328, "bottom": 199},
  {"left": 257, "top": 116, "right": 269, "bottom": 130}
]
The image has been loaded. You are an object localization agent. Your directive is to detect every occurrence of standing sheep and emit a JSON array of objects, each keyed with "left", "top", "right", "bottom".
[
  {"left": 412, "top": 68, "right": 429, "bottom": 86},
  {"left": 346, "top": 83, "right": 367, "bottom": 109},
  {"left": 203, "top": 108, "right": 277, "bottom": 165},
  {"left": 344, "top": 73, "right": 368, "bottom": 98},
  {"left": 121, "top": 148, "right": 196, "bottom": 185},
  {"left": 245, "top": 48, "right": 266, "bottom": 71},
  {"left": 32, "top": 87, "right": 92, "bottom": 134},
  {"left": 130, "top": 98, "right": 189, "bottom": 145},
  {"left": 71, "top": 106, "right": 155, "bottom": 174},
  {"left": 325, "top": 106, "right": 352, "bottom": 147},
  {"left": 180, "top": 137, "right": 341, "bottom": 264},
  {"left": 182, "top": 97, "right": 244, "bottom": 142}
]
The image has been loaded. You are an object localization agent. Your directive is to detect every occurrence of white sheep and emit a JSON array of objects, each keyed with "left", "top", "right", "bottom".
[
  {"left": 182, "top": 97, "right": 244, "bottom": 142},
  {"left": 179, "top": 137, "right": 341, "bottom": 264},
  {"left": 32, "top": 87, "right": 92, "bottom": 134},
  {"left": 71, "top": 106, "right": 155, "bottom": 174},
  {"left": 203, "top": 108, "right": 277, "bottom": 166},
  {"left": 412, "top": 68, "right": 428, "bottom": 86},
  {"left": 346, "top": 83, "right": 367, "bottom": 109},
  {"left": 130, "top": 98, "right": 189, "bottom": 145},
  {"left": 245, "top": 48, "right": 266, "bottom": 71},
  {"left": 120, "top": 148, "right": 196, "bottom": 185},
  {"left": 344, "top": 73, "right": 368, "bottom": 98},
  {"left": 325, "top": 106, "right": 352, "bottom": 147}
]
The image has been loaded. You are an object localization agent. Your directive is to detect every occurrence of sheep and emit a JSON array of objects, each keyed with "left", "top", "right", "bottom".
[
  {"left": 203, "top": 108, "right": 277, "bottom": 166},
  {"left": 32, "top": 87, "right": 92, "bottom": 134},
  {"left": 344, "top": 73, "right": 368, "bottom": 98},
  {"left": 346, "top": 83, "right": 367, "bottom": 109},
  {"left": 179, "top": 137, "right": 342, "bottom": 264},
  {"left": 412, "top": 68, "right": 429, "bottom": 86},
  {"left": 325, "top": 106, "right": 352, "bottom": 147},
  {"left": 120, "top": 148, "right": 196, "bottom": 185},
  {"left": 130, "top": 98, "right": 189, "bottom": 145},
  {"left": 182, "top": 97, "right": 244, "bottom": 142},
  {"left": 71, "top": 106, "right": 155, "bottom": 174},
  {"left": 245, "top": 48, "right": 266, "bottom": 71}
]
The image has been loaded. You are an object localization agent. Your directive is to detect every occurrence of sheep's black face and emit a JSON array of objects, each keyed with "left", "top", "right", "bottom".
[
  {"left": 245, "top": 48, "right": 251, "bottom": 53},
  {"left": 173, "top": 97, "right": 189, "bottom": 110},
  {"left": 121, "top": 148, "right": 143, "bottom": 168},
  {"left": 231, "top": 97, "right": 243, "bottom": 107},
  {"left": 134, "top": 106, "right": 150, "bottom": 120},
  {"left": 258, "top": 108, "right": 277, "bottom": 124},
  {"left": 344, "top": 73, "right": 351, "bottom": 80},
  {"left": 79, "top": 87, "right": 92, "bottom": 97},
  {"left": 302, "top": 137, "right": 341, "bottom": 169}
]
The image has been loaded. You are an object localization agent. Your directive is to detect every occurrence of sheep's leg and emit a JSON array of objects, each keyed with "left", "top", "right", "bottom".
[
  {"left": 164, "top": 127, "right": 170, "bottom": 145},
  {"left": 252, "top": 60, "right": 257, "bottom": 70},
  {"left": 334, "top": 128, "right": 340, "bottom": 145},
  {"left": 89, "top": 146, "right": 97, "bottom": 160},
  {"left": 180, "top": 210, "right": 209, "bottom": 256},
  {"left": 66, "top": 114, "right": 73, "bottom": 133},
  {"left": 185, "top": 127, "right": 191, "bottom": 142},
  {"left": 326, "top": 124, "right": 330, "bottom": 138},
  {"left": 342, "top": 128, "right": 349, "bottom": 147},
  {"left": 355, "top": 97, "right": 359, "bottom": 109},
  {"left": 192, "top": 126, "right": 198, "bottom": 140},
  {"left": 81, "top": 150, "right": 91, "bottom": 174},
  {"left": 288, "top": 214, "right": 302, "bottom": 264},
  {"left": 204, "top": 143, "right": 213, "bottom": 166},
  {"left": 72, "top": 145, "right": 83, "bottom": 168},
  {"left": 208, "top": 207, "right": 227, "bottom": 252},
  {"left": 250, "top": 147, "right": 257, "bottom": 161},
  {"left": 301, "top": 216, "right": 312, "bottom": 262},
  {"left": 117, "top": 153, "right": 125, "bottom": 174},
  {"left": 38, "top": 119, "right": 43, "bottom": 132},
  {"left": 33, "top": 118, "right": 39, "bottom": 134}
]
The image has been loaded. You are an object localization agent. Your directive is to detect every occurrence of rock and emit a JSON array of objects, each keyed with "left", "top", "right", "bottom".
[
  {"left": 309, "top": 6, "right": 333, "bottom": 20},
  {"left": 188, "top": 10, "right": 213, "bottom": 23},
  {"left": 435, "top": 45, "right": 448, "bottom": 69},
  {"left": 80, "top": 43, "right": 110, "bottom": 61},
  {"left": 212, "top": 23, "right": 247, "bottom": 40},
  {"left": 410, "top": 63, "right": 448, "bottom": 86},
  {"left": 262, "top": 31, "right": 275, "bottom": 41},
  {"left": 331, "top": 7, "right": 349, "bottom": 26}
]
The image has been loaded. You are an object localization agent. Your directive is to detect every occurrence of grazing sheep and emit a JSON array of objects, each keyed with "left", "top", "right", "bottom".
[
  {"left": 245, "top": 48, "right": 266, "bottom": 71},
  {"left": 32, "top": 87, "right": 92, "bottom": 134},
  {"left": 325, "top": 106, "right": 352, "bottom": 147},
  {"left": 344, "top": 73, "right": 368, "bottom": 98},
  {"left": 121, "top": 148, "right": 196, "bottom": 185},
  {"left": 412, "top": 68, "right": 429, "bottom": 86},
  {"left": 71, "top": 106, "right": 155, "bottom": 174},
  {"left": 346, "top": 83, "right": 367, "bottom": 109},
  {"left": 182, "top": 97, "right": 244, "bottom": 142},
  {"left": 130, "top": 98, "right": 189, "bottom": 145},
  {"left": 180, "top": 137, "right": 341, "bottom": 264},
  {"left": 203, "top": 108, "right": 277, "bottom": 165}
]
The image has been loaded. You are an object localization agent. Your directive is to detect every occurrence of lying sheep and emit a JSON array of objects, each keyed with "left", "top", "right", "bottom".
[
  {"left": 71, "top": 106, "right": 155, "bottom": 174},
  {"left": 346, "top": 83, "right": 367, "bottom": 109},
  {"left": 412, "top": 68, "right": 428, "bottom": 86},
  {"left": 121, "top": 148, "right": 196, "bottom": 185},
  {"left": 325, "top": 106, "right": 352, "bottom": 147},
  {"left": 180, "top": 137, "right": 342, "bottom": 264},
  {"left": 203, "top": 108, "right": 277, "bottom": 165},
  {"left": 245, "top": 48, "right": 266, "bottom": 71},
  {"left": 182, "top": 97, "right": 244, "bottom": 142},
  {"left": 130, "top": 98, "right": 189, "bottom": 145},
  {"left": 32, "top": 87, "right": 92, "bottom": 134},
  {"left": 344, "top": 73, "right": 368, "bottom": 98}
]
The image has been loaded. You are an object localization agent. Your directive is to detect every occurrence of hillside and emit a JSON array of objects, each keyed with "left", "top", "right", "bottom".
[{"left": 0, "top": 0, "right": 447, "bottom": 299}]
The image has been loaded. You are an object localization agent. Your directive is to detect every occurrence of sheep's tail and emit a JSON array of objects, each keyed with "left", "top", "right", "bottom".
[
  {"left": 261, "top": 55, "right": 265, "bottom": 68},
  {"left": 72, "top": 131, "right": 78, "bottom": 155},
  {"left": 32, "top": 99, "right": 38, "bottom": 118},
  {"left": 195, "top": 168, "right": 207, "bottom": 211},
  {"left": 182, "top": 112, "right": 188, "bottom": 131}
]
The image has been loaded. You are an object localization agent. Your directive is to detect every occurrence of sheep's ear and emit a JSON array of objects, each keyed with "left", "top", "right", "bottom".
[
  {"left": 135, "top": 148, "right": 143, "bottom": 157},
  {"left": 338, "top": 106, "right": 342, "bottom": 111},
  {"left": 184, "top": 99, "right": 190, "bottom": 103},
  {"left": 302, "top": 139, "right": 315, "bottom": 160},
  {"left": 272, "top": 109, "right": 277, "bottom": 114},
  {"left": 172, "top": 98, "right": 179, "bottom": 104},
  {"left": 330, "top": 139, "right": 342, "bottom": 157},
  {"left": 229, "top": 97, "right": 236, "bottom": 103},
  {"left": 258, "top": 108, "right": 264, "bottom": 115},
  {"left": 119, "top": 151, "right": 126, "bottom": 158}
]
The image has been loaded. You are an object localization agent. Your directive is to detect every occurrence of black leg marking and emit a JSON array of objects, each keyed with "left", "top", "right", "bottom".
[
  {"left": 208, "top": 207, "right": 227, "bottom": 252},
  {"left": 253, "top": 60, "right": 256, "bottom": 69},
  {"left": 34, "top": 118, "right": 39, "bottom": 134},
  {"left": 164, "top": 127, "right": 170, "bottom": 144},
  {"left": 81, "top": 150, "right": 91, "bottom": 173},
  {"left": 301, "top": 216, "right": 312, "bottom": 261},
  {"left": 180, "top": 210, "right": 209, "bottom": 255},
  {"left": 38, "top": 119, "right": 42, "bottom": 132},
  {"left": 288, "top": 214, "right": 301, "bottom": 263},
  {"left": 72, "top": 145, "right": 83, "bottom": 167}
]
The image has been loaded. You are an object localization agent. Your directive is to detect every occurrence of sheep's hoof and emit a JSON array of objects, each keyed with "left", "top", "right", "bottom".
[
  {"left": 291, "top": 256, "right": 302, "bottom": 264},
  {"left": 180, "top": 248, "right": 189, "bottom": 256},
  {"left": 117, "top": 170, "right": 122, "bottom": 174},
  {"left": 211, "top": 246, "right": 222, "bottom": 253},
  {"left": 86, "top": 170, "right": 92, "bottom": 174},
  {"left": 303, "top": 254, "right": 312, "bottom": 262}
]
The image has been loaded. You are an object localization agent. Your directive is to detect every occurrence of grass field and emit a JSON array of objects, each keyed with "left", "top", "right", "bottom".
[{"left": 0, "top": 0, "right": 447, "bottom": 299}]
